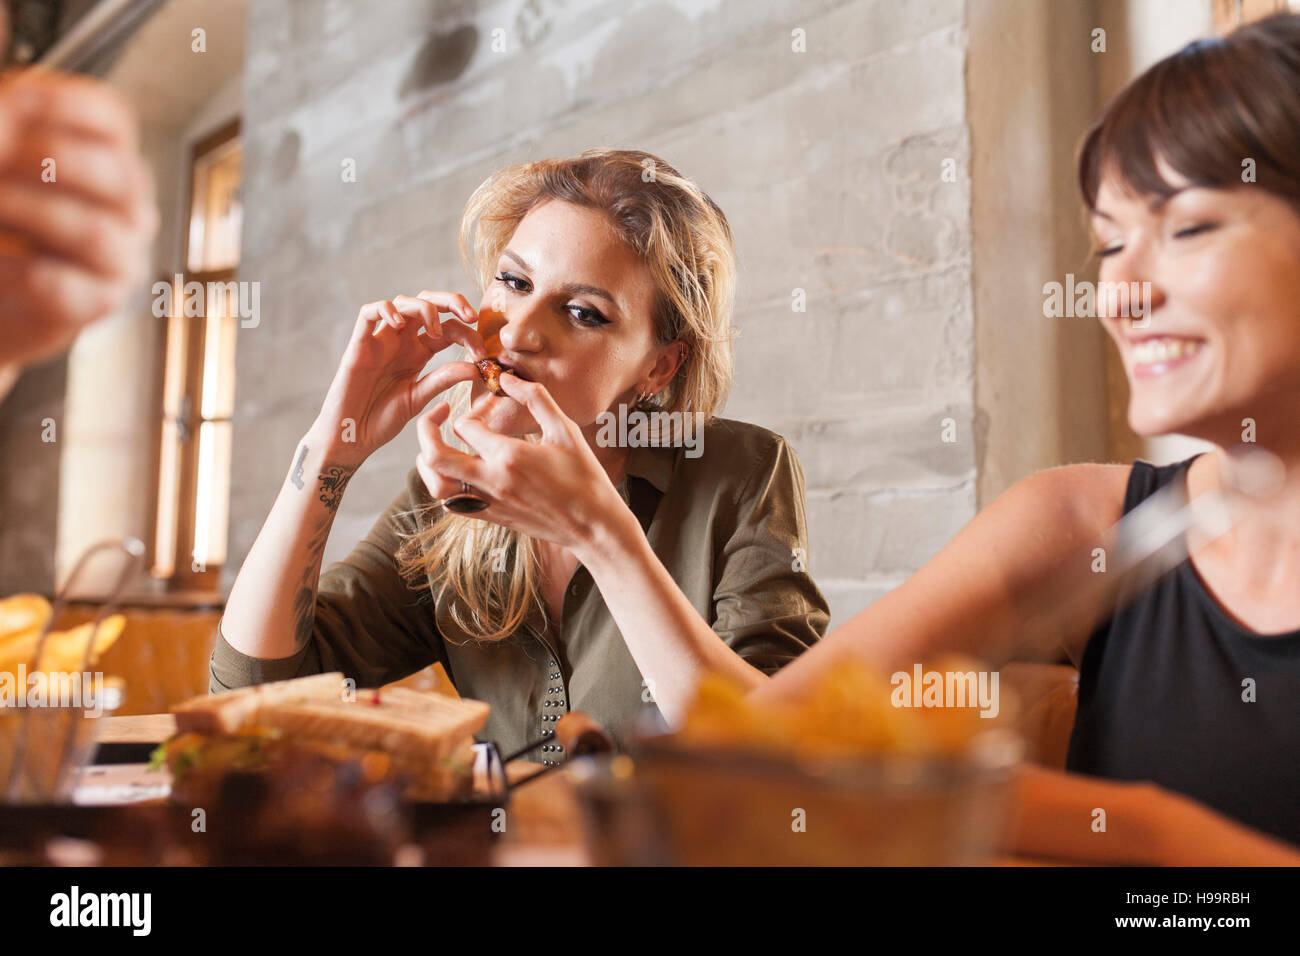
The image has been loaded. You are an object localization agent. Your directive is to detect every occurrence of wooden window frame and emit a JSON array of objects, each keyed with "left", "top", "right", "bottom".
[{"left": 147, "top": 118, "right": 241, "bottom": 596}]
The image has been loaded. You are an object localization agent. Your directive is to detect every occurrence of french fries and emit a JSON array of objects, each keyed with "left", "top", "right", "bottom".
[
  {"left": 678, "top": 656, "right": 1010, "bottom": 761},
  {"left": 0, "top": 594, "right": 126, "bottom": 677},
  {"left": 0, "top": 593, "right": 51, "bottom": 635}
]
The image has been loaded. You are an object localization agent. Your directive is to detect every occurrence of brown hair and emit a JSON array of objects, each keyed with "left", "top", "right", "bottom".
[
  {"left": 395, "top": 148, "right": 737, "bottom": 642},
  {"left": 1079, "top": 12, "right": 1300, "bottom": 211}
]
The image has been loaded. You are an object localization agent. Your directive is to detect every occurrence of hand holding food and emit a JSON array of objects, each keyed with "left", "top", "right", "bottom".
[
  {"left": 415, "top": 371, "right": 632, "bottom": 555},
  {"left": 309, "top": 291, "right": 488, "bottom": 464},
  {"left": 0, "top": 68, "right": 158, "bottom": 384}
]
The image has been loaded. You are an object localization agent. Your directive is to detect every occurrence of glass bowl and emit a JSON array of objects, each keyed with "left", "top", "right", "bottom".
[{"left": 571, "top": 729, "right": 1022, "bottom": 866}]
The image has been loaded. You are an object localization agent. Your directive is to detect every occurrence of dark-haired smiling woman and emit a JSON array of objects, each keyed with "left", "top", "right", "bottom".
[
  {"left": 212, "top": 149, "right": 828, "bottom": 754},
  {"left": 759, "top": 15, "right": 1300, "bottom": 863}
]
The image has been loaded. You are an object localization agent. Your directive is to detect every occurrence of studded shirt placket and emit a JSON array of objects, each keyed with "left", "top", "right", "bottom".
[{"left": 536, "top": 572, "right": 583, "bottom": 766}]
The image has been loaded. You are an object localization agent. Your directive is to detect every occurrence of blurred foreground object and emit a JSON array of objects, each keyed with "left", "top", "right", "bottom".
[
  {"left": 161, "top": 672, "right": 491, "bottom": 803},
  {"left": 575, "top": 659, "right": 1021, "bottom": 865},
  {"left": 0, "top": 55, "right": 158, "bottom": 401},
  {"left": 0, "top": 593, "right": 128, "bottom": 802}
]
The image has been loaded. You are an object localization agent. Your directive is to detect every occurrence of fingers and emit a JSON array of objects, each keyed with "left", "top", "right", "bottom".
[
  {"left": 411, "top": 291, "right": 486, "bottom": 359},
  {"left": 415, "top": 454, "right": 464, "bottom": 502},
  {"left": 409, "top": 360, "right": 479, "bottom": 410},
  {"left": 0, "top": 181, "right": 146, "bottom": 280},
  {"left": 415, "top": 403, "right": 488, "bottom": 489},
  {"left": 0, "top": 252, "right": 127, "bottom": 364},
  {"left": 429, "top": 317, "right": 487, "bottom": 359},
  {"left": 353, "top": 293, "right": 487, "bottom": 358},
  {"left": 451, "top": 416, "right": 511, "bottom": 457},
  {"left": 415, "top": 290, "right": 477, "bottom": 325},
  {"left": 495, "top": 372, "right": 574, "bottom": 442},
  {"left": 0, "top": 69, "right": 140, "bottom": 151},
  {"left": 354, "top": 299, "right": 409, "bottom": 339},
  {"left": 0, "top": 131, "right": 150, "bottom": 221},
  {"left": 415, "top": 404, "right": 456, "bottom": 499},
  {"left": 0, "top": 75, "right": 156, "bottom": 307},
  {"left": 373, "top": 300, "right": 404, "bottom": 336}
]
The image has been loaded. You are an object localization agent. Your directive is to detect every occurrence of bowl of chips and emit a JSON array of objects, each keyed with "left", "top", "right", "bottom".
[
  {"left": 0, "top": 594, "right": 126, "bottom": 803},
  {"left": 573, "top": 657, "right": 1022, "bottom": 865}
]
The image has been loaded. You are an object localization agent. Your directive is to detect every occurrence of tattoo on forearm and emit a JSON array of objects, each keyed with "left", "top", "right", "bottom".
[
  {"left": 291, "top": 518, "right": 330, "bottom": 650},
  {"left": 287, "top": 461, "right": 356, "bottom": 650},
  {"left": 290, "top": 445, "right": 308, "bottom": 490},
  {"left": 318, "top": 464, "right": 355, "bottom": 513}
]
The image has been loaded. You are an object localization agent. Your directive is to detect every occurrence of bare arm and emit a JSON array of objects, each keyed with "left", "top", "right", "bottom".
[
  {"left": 579, "top": 510, "right": 770, "bottom": 722},
  {"left": 1006, "top": 764, "right": 1300, "bottom": 865},
  {"left": 753, "top": 463, "right": 1131, "bottom": 705},
  {"left": 219, "top": 292, "right": 483, "bottom": 661},
  {"left": 219, "top": 431, "right": 358, "bottom": 659}
]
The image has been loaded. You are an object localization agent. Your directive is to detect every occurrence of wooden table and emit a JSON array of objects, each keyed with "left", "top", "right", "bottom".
[
  {"left": 92, "top": 715, "right": 1057, "bottom": 866},
  {"left": 91, "top": 713, "right": 589, "bottom": 865}
]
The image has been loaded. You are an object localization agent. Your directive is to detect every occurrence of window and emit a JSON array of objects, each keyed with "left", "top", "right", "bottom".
[{"left": 151, "top": 119, "right": 241, "bottom": 593}]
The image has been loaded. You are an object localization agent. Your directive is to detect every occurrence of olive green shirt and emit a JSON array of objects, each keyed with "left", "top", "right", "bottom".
[{"left": 209, "top": 417, "right": 829, "bottom": 755}]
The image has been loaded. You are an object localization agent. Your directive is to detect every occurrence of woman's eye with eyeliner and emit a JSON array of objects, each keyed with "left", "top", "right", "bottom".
[
  {"left": 1096, "top": 243, "right": 1123, "bottom": 258},
  {"left": 1173, "top": 222, "right": 1217, "bottom": 239},
  {"left": 495, "top": 271, "right": 530, "bottom": 293},
  {"left": 569, "top": 305, "right": 609, "bottom": 327}
]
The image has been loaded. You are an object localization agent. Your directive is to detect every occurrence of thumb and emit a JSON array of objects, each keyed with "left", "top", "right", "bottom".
[{"left": 410, "top": 360, "right": 477, "bottom": 411}]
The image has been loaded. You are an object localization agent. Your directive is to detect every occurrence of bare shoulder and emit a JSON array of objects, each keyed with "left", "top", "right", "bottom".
[{"left": 992, "top": 462, "right": 1132, "bottom": 542}]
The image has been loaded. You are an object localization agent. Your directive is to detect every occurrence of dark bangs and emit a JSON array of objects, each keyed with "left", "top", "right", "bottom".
[{"left": 1079, "top": 12, "right": 1300, "bottom": 212}]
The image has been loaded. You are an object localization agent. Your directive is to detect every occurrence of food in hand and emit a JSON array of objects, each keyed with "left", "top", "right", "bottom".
[
  {"left": 475, "top": 354, "right": 528, "bottom": 396},
  {"left": 476, "top": 358, "right": 506, "bottom": 395}
]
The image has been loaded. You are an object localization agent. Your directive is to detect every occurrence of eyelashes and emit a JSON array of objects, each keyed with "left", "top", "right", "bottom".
[
  {"left": 493, "top": 271, "right": 610, "bottom": 327},
  {"left": 494, "top": 271, "right": 529, "bottom": 293},
  {"left": 1090, "top": 222, "right": 1219, "bottom": 260},
  {"left": 1173, "top": 222, "right": 1217, "bottom": 239}
]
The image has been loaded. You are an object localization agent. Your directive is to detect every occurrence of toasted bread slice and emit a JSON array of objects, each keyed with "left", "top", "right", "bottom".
[
  {"left": 173, "top": 672, "right": 348, "bottom": 733},
  {"left": 260, "top": 691, "right": 490, "bottom": 760}
]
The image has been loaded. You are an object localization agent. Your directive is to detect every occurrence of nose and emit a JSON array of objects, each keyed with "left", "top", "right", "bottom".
[
  {"left": 495, "top": 299, "right": 546, "bottom": 354},
  {"left": 1097, "top": 244, "right": 1165, "bottom": 324}
]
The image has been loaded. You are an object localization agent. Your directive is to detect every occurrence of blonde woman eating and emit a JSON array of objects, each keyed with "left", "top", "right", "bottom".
[{"left": 213, "top": 149, "right": 829, "bottom": 754}]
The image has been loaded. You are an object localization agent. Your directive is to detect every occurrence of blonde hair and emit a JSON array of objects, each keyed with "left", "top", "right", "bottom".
[{"left": 395, "top": 148, "right": 737, "bottom": 641}]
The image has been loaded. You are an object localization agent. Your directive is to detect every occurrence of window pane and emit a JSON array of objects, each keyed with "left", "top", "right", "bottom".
[
  {"left": 153, "top": 419, "right": 182, "bottom": 579},
  {"left": 187, "top": 138, "right": 242, "bottom": 274},
  {"left": 201, "top": 307, "right": 238, "bottom": 421},
  {"left": 192, "top": 420, "right": 232, "bottom": 568}
]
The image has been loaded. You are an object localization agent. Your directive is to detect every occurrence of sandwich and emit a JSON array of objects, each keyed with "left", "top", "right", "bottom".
[{"left": 159, "top": 673, "right": 491, "bottom": 802}]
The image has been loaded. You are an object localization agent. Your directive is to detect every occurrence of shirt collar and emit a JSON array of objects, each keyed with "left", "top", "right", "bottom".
[{"left": 624, "top": 442, "right": 675, "bottom": 495}]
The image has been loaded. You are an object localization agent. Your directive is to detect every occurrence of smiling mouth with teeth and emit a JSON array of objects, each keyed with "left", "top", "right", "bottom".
[
  {"left": 1130, "top": 337, "right": 1206, "bottom": 368},
  {"left": 475, "top": 358, "right": 524, "bottom": 395}
]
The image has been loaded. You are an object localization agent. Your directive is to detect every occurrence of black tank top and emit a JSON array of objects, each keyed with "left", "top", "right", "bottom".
[{"left": 1066, "top": 455, "right": 1300, "bottom": 847}]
